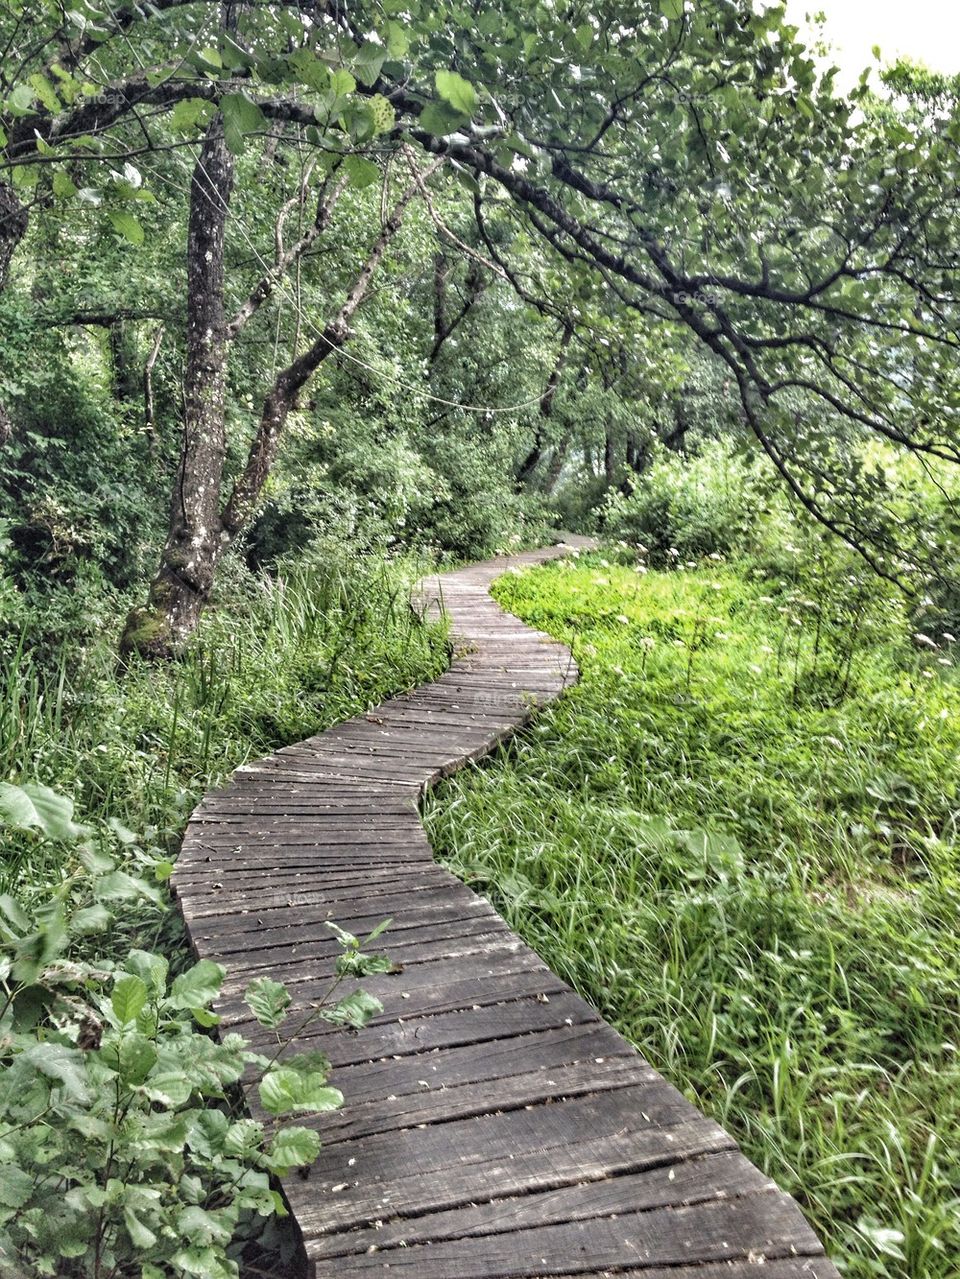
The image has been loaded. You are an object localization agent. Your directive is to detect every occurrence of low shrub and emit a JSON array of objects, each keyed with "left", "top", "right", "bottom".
[
  {"left": 602, "top": 440, "right": 774, "bottom": 563},
  {"left": 0, "top": 782, "right": 388, "bottom": 1279}
]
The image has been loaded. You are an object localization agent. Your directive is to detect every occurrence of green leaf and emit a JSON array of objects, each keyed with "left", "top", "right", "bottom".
[
  {"left": 660, "top": 0, "right": 684, "bottom": 17},
  {"left": 169, "top": 958, "right": 224, "bottom": 1010},
  {"left": 124, "top": 949, "right": 168, "bottom": 996},
  {"left": 114, "top": 1032, "right": 157, "bottom": 1084},
  {"left": 111, "top": 974, "right": 148, "bottom": 1025},
  {"left": 419, "top": 101, "right": 468, "bottom": 137},
  {"left": 384, "top": 21, "right": 409, "bottom": 58},
  {"left": 140, "top": 1070, "right": 192, "bottom": 1107},
  {"left": 6, "top": 85, "right": 36, "bottom": 116},
  {"left": 52, "top": 170, "right": 77, "bottom": 200},
  {"left": 221, "top": 92, "right": 267, "bottom": 156},
  {"left": 0, "top": 1166, "right": 35, "bottom": 1210},
  {"left": 78, "top": 845, "right": 115, "bottom": 874},
  {"left": 322, "top": 988, "right": 382, "bottom": 1028},
  {"left": 343, "top": 154, "right": 381, "bottom": 189},
  {"left": 189, "top": 1005, "right": 221, "bottom": 1027},
  {"left": 0, "top": 782, "right": 86, "bottom": 841},
  {"left": 258, "top": 1068, "right": 343, "bottom": 1116},
  {"left": 0, "top": 893, "right": 29, "bottom": 939},
  {"left": 16, "top": 1042, "right": 91, "bottom": 1103},
  {"left": 222, "top": 1117, "right": 263, "bottom": 1158},
  {"left": 28, "top": 73, "right": 60, "bottom": 113},
  {"left": 175, "top": 1205, "right": 232, "bottom": 1248},
  {"left": 186, "top": 1108, "right": 229, "bottom": 1158},
  {"left": 108, "top": 210, "right": 144, "bottom": 246},
  {"left": 96, "top": 869, "right": 161, "bottom": 903},
  {"left": 435, "top": 69, "right": 476, "bottom": 116},
  {"left": 170, "top": 97, "right": 213, "bottom": 134},
  {"left": 329, "top": 67, "right": 356, "bottom": 97},
  {"left": 265, "top": 1125, "right": 320, "bottom": 1172},
  {"left": 574, "top": 23, "right": 593, "bottom": 51},
  {"left": 336, "top": 949, "right": 395, "bottom": 977},
  {"left": 171, "top": 1243, "right": 236, "bottom": 1278},
  {"left": 196, "top": 46, "right": 223, "bottom": 71},
  {"left": 123, "top": 1204, "right": 157, "bottom": 1250},
  {"left": 367, "top": 93, "right": 395, "bottom": 134},
  {"left": 353, "top": 40, "right": 386, "bottom": 87},
  {"left": 69, "top": 903, "right": 111, "bottom": 934},
  {"left": 129, "top": 1111, "right": 189, "bottom": 1151},
  {"left": 11, "top": 164, "right": 40, "bottom": 190},
  {"left": 244, "top": 976, "right": 291, "bottom": 1028}
]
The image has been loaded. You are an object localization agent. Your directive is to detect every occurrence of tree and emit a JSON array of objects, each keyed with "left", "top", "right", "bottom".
[{"left": 4, "top": 0, "right": 959, "bottom": 633}]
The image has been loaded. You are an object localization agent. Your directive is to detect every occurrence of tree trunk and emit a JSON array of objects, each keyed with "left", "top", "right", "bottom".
[
  {"left": 120, "top": 116, "right": 234, "bottom": 658},
  {"left": 544, "top": 433, "right": 569, "bottom": 494},
  {"left": 604, "top": 427, "right": 616, "bottom": 486},
  {"left": 0, "top": 180, "right": 28, "bottom": 290},
  {"left": 143, "top": 323, "right": 165, "bottom": 460},
  {"left": 428, "top": 255, "right": 486, "bottom": 364},
  {"left": 517, "top": 323, "right": 572, "bottom": 485},
  {"left": 0, "top": 179, "right": 30, "bottom": 443}
]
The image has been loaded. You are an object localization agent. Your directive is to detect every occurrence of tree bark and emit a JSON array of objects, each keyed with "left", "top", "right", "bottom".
[
  {"left": 120, "top": 115, "right": 235, "bottom": 657},
  {"left": 428, "top": 254, "right": 486, "bottom": 364},
  {"left": 0, "top": 180, "right": 28, "bottom": 290},
  {"left": 517, "top": 323, "right": 572, "bottom": 485},
  {"left": 0, "top": 179, "right": 29, "bottom": 443}
]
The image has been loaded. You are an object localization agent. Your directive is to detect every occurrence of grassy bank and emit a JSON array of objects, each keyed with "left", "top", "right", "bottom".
[
  {"left": 426, "top": 553, "right": 960, "bottom": 1279},
  {"left": 2, "top": 548, "right": 448, "bottom": 907}
]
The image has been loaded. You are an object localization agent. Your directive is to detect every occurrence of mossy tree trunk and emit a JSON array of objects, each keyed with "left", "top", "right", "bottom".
[{"left": 120, "top": 115, "right": 235, "bottom": 659}]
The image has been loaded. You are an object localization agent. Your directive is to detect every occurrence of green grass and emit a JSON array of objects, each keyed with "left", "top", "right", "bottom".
[
  {"left": 425, "top": 553, "right": 960, "bottom": 1279},
  {"left": 1, "top": 548, "right": 448, "bottom": 906}
]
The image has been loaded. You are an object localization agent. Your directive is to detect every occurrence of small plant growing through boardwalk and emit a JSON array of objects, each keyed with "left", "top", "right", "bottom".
[{"left": 0, "top": 782, "right": 386, "bottom": 1278}]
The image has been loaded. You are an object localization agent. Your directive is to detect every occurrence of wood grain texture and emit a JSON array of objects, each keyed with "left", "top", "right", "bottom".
[{"left": 174, "top": 539, "right": 839, "bottom": 1278}]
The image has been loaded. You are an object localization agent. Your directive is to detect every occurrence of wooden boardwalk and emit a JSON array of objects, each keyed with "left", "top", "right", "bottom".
[{"left": 174, "top": 541, "right": 839, "bottom": 1278}]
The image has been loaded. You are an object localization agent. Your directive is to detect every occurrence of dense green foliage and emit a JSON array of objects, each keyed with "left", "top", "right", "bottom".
[
  {"left": 0, "top": 778, "right": 392, "bottom": 1278},
  {"left": 427, "top": 550, "right": 960, "bottom": 1278}
]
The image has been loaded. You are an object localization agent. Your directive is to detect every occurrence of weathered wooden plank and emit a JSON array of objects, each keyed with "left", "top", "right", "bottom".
[
  {"left": 234, "top": 968, "right": 576, "bottom": 1042},
  {"left": 174, "top": 862, "right": 455, "bottom": 911},
  {"left": 531, "top": 1264, "right": 837, "bottom": 1279},
  {"left": 219, "top": 923, "right": 517, "bottom": 988},
  {"left": 308, "top": 1192, "right": 823, "bottom": 1276},
  {"left": 322, "top": 1019, "right": 638, "bottom": 1103},
  {"left": 309, "top": 1057, "right": 655, "bottom": 1146},
  {"left": 191, "top": 882, "right": 495, "bottom": 938},
  {"left": 257, "top": 991, "right": 603, "bottom": 1068},
  {"left": 291, "top": 1115, "right": 737, "bottom": 1236},
  {"left": 307, "top": 1150, "right": 772, "bottom": 1259}
]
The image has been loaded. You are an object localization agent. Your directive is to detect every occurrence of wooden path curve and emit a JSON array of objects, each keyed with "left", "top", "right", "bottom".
[{"left": 174, "top": 541, "right": 839, "bottom": 1278}]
